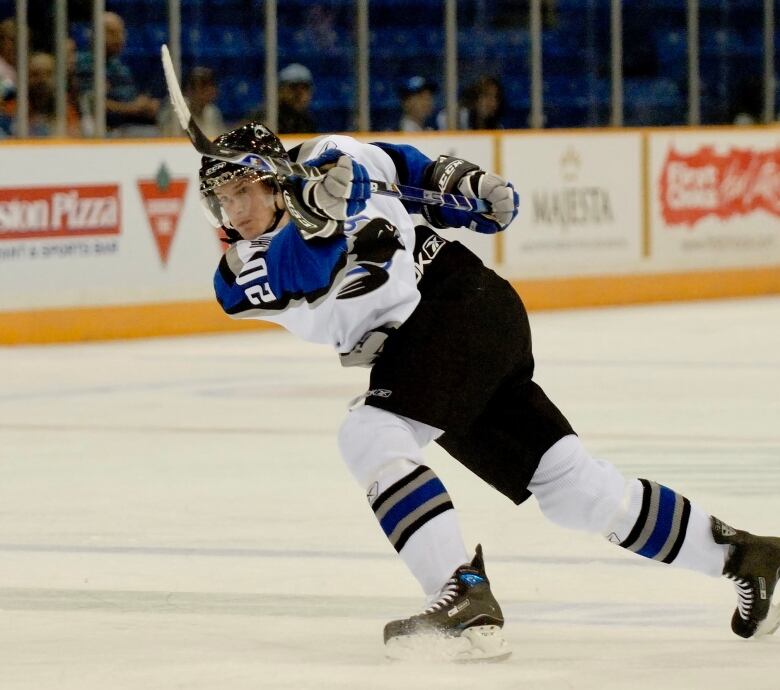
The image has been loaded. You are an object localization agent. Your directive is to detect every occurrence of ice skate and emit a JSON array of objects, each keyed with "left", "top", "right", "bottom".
[
  {"left": 383, "top": 545, "right": 510, "bottom": 662},
  {"left": 712, "top": 517, "right": 780, "bottom": 638}
]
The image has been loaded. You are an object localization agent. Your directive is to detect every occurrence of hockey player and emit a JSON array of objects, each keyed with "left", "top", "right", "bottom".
[{"left": 200, "top": 121, "right": 780, "bottom": 661}]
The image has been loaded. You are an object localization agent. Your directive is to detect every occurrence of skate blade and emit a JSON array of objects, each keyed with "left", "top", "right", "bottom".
[{"left": 385, "top": 625, "right": 511, "bottom": 663}]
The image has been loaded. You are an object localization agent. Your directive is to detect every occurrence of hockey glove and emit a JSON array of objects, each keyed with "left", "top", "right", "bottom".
[
  {"left": 282, "top": 179, "right": 343, "bottom": 240},
  {"left": 304, "top": 149, "right": 372, "bottom": 220},
  {"left": 283, "top": 149, "right": 372, "bottom": 241},
  {"left": 424, "top": 155, "right": 519, "bottom": 233}
]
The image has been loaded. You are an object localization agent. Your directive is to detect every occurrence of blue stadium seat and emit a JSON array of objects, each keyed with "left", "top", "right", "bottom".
[
  {"left": 219, "top": 76, "right": 262, "bottom": 121},
  {"left": 371, "top": 28, "right": 430, "bottom": 59},
  {"left": 624, "top": 77, "right": 682, "bottom": 125},
  {"left": 370, "top": 78, "right": 398, "bottom": 109},
  {"left": 182, "top": 27, "right": 205, "bottom": 58},
  {"left": 314, "top": 76, "right": 355, "bottom": 109},
  {"left": 214, "top": 27, "right": 250, "bottom": 58},
  {"left": 145, "top": 24, "right": 169, "bottom": 54},
  {"left": 504, "top": 78, "right": 531, "bottom": 108},
  {"left": 106, "top": 0, "right": 143, "bottom": 19},
  {"left": 70, "top": 23, "right": 92, "bottom": 51}
]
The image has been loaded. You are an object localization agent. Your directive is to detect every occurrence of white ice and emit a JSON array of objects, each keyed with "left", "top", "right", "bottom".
[{"left": 1, "top": 296, "right": 779, "bottom": 689}]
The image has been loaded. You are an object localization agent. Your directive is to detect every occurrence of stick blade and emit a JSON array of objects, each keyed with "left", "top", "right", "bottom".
[{"left": 160, "top": 44, "right": 191, "bottom": 131}]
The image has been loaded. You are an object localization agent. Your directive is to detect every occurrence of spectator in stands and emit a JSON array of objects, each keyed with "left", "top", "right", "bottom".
[
  {"left": 0, "top": 18, "right": 16, "bottom": 99},
  {"left": 185, "top": 67, "right": 225, "bottom": 139},
  {"left": 65, "top": 38, "right": 84, "bottom": 133},
  {"left": 398, "top": 76, "right": 437, "bottom": 132},
  {"left": 76, "top": 11, "right": 160, "bottom": 136},
  {"left": 277, "top": 63, "right": 316, "bottom": 134},
  {"left": 463, "top": 75, "right": 504, "bottom": 130},
  {"left": 26, "top": 52, "right": 56, "bottom": 136},
  {"left": 0, "top": 51, "right": 81, "bottom": 137},
  {"left": 161, "top": 66, "right": 226, "bottom": 138},
  {"left": 437, "top": 75, "right": 504, "bottom": 131}
]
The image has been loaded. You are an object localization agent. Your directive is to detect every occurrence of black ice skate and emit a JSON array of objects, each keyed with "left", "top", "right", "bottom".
[
  {"left": 383, "top": 544, "right": 510, "bottom": 662},
  {"left": 712, "top": 517, "right": 780, "bottom": 638}
]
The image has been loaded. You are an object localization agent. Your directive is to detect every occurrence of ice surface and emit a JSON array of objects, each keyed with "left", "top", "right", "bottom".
[{"left": 1, "top": 297, "right": 779, "bottom": 689}]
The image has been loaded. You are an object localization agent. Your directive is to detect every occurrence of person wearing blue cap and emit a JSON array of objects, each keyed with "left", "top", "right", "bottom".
[{"left": 398, "top": 75, "right": 437, "bottom": 132}]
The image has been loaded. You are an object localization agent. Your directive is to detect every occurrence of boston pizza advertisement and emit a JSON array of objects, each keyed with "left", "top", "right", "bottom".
[
  {"left": 0, "top": 141, "right": 213, "bottom": 311},
  {"left": 650, "top": 130, "right": 780, "bottom": 269}
]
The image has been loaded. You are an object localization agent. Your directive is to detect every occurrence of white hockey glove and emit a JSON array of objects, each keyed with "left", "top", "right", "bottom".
[
  {"left": 424, "top": 155, "right": 519, "bottom": 233},
  {"left": 304, "top": 151, "right": 372, "bottom": 220},
  {"left": 283, "top": 149, "right": 372, "bottom": 240}
]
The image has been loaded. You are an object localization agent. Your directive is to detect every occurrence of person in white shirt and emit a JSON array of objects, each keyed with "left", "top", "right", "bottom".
[{"left": 397, "top": 75, "right": 437, "bottom": 132}]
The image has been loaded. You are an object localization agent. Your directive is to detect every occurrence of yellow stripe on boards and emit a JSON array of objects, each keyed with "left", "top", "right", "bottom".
[
  {"left": 0, "top": 300, "right": 276, "bottom": 345},
  {"left": 2, "top": 265, "right": 779, "bottom": 344},
  {"left": 513, "top": 266, "right": 780, "bottom": 311}
]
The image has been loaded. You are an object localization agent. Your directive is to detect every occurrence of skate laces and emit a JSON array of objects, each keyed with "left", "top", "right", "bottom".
[
  {"left": 726, "top": 572, "right": 754, "bottom": 620},
  {"left": 422, "top": 576, "right": 461, "bottom": 614}
]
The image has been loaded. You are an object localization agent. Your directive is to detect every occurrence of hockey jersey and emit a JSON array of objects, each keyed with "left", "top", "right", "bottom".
[{"left": 213, "top": 135, "right": 422, "bottom": 354}]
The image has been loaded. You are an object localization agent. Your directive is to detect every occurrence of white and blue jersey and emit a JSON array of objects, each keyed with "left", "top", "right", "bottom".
[{"left": 213, "top": 135, "right": 423, "bottom": 354}]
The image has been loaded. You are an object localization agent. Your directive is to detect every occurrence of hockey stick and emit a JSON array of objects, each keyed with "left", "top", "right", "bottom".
[{"left": 160, "top": 44, "right": 489, "bottom": 213}]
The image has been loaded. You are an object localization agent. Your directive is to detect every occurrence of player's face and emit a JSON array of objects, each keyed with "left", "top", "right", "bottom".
[{"left": 215, "top": 177, "right": 279, "bottom": 240}]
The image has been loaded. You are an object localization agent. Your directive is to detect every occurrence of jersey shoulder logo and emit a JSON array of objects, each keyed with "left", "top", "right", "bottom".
[{"left": 336, "top": 218, "right": 404, "bottom": 300}]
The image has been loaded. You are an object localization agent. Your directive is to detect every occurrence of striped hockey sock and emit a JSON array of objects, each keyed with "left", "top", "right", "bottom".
[
  {"left": 616, "top": 479, "right": 691, "bottom": 563},
  {"left": 370, "top": 464, "right": 469, "bottom": 596},
  {"left": 372, "top": 465, "right": 455, "bottom": 552},
  {"left": 612, "top": 478, "right": 726, "bottom": 576}
]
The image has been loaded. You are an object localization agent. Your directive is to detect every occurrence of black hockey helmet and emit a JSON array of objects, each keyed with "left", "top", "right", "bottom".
[{"left": 198, "top": 121, "right": 288, "bottom": 237}]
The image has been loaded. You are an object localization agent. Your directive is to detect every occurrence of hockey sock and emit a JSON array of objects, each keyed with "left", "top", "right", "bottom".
[
  {"left": 531, "top": 435, "right": 727, "bottom": 577},
  {"left": 370, "top": 460, "right": 470, "bottom": 597},
  {"left": 606, "top": 478, "right": 727, "bottom": 577},
  {"left": 339, "top": 405, "right": 470, "bottom": 596}
]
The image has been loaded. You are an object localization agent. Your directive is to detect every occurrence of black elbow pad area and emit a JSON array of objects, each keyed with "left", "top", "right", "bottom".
[
  {"left": 426, "top": 155, "right": 481, "bottom": 194},
  {"left": 281, "top": 181, "right": 344, "bottom": 240}
]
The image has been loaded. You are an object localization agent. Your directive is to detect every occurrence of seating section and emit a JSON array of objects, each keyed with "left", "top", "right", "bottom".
[{"left": 4, "top": 0, "right": 775, "bottom": 130}]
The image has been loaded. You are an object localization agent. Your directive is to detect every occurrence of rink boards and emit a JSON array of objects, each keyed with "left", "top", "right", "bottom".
[{"left": 1, "top": 127, "right": 780, "bottom": 343}]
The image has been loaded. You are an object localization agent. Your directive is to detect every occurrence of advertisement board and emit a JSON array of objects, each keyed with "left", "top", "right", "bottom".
[
  {"left": 500, "top": 132, "right": 643, "bottom": 277},
  {"left": 649, "top": 130, "right": 780, "bottom": 269},
  {"left": 2, "top": 129, "right": 779, "bottom": 343},
  {"left": 0, "top": 142, "right": 217, "bottom": 311}
]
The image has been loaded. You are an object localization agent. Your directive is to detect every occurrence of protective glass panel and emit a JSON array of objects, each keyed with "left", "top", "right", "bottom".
[
  {"left": 1, "top": 0, "right": 777, "bottom": 138},
  {"left": 369, "top": 0, "right": 444, "bottom": 132},
  {"left": 698, "top": 0, "right": 766, "bottom": 125},
  {"left": 622, "top": 1, "right": 687, "bottom": 126},
  {"left": 541, "top": 0, "right": 611, "bottom": 128},
  {"left": 456, "top": 1, "right": 527, "bottom": 129},
  {"left": 277, "top": 0, "right": 357, "bottom": 133}
]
